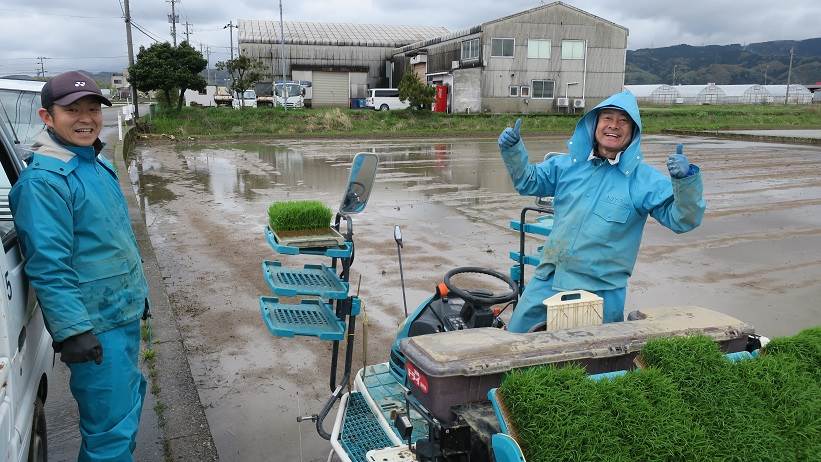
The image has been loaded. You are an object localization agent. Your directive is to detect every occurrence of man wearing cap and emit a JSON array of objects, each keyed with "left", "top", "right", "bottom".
[
  {"left": 9, "top": 71, "right": 149, "bottom": 461},
  {"left": 498, "top": 90, "right": 705, "bottom": 333}
]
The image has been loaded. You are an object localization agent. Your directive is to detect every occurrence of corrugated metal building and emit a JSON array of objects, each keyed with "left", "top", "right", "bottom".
[
  {"left": 238, "top": 2, "right": 627, "bottom": 112},
  {"left": 392, "top": 2, "right": 628, "bottom": 113},
  {"left": 239, "top": 20, "right": 448, "bottom": 107}
]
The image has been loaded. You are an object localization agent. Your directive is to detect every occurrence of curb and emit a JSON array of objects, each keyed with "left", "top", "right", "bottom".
[
  {"left": 114, "top": 125, "right": 220, "bottom": 462},
  {"left": 661, "top": 129, "right": 821, "bottom": 146}
]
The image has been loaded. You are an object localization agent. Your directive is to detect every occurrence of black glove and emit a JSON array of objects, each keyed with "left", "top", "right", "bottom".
[
  {"left": 58, "top": 331, "right": 103, "bottom": 365},
  {"left": 142, "top": 298, "right": 152, "bottom": 320}
]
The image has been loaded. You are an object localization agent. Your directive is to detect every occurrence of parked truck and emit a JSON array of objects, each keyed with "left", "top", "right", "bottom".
[
  {"left": 254, "top": 81, "right": 305, "bottom": 108},
  {"left": 213, "top": 86, "right": 233, "bottom": 107}
]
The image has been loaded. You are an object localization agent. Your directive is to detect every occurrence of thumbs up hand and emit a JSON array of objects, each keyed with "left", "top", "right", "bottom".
[
  {"left": 667, "top": 144, "right": 691, "bottom": 179},
  {"left": 498, "top": 118, "right": 523, "bottom": 149}
]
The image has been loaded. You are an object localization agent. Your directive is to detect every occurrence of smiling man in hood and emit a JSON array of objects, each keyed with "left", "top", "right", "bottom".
[
  {"left": 9, "top": 71, "right": 149, "bottom": 461},
  {"left": 498, "top": 90, "right": 705, "bottom": 333}
]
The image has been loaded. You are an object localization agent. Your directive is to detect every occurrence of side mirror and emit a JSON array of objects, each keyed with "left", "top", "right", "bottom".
[{"left": 339, "top": 152, "right": 378, "bottom": 215}]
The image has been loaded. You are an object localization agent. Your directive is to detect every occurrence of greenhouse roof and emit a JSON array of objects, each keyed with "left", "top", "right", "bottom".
[{"left": 238, "top": 19, "right": 449, "bottom": 47}]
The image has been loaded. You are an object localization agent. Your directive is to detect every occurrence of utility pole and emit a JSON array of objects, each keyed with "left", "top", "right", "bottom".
[
  {"left": 167, "top": 0, "right": 179, "bottom": 46},
  {"left": 763, "top": 64, "right": 768, "bottom": 85},
  {"left": 35, "top": 56, "right": 47, "bottom": 78},
  {"left": 183, "top": 21, "right": 193, "bottom": 44},
  {"left": 124, "top": 0, "right": 140, "bottom": 119},
  {"left": 205, "top": 46, "right": 211, "bottom": 85},
  {"left": 672, "top": 64, "right": 677, "bottom": 85},
  {"left": 279, "top": 0, "right": 287, "bottom": 111},
  {"left": 784, "top": 47, "right": 794, "bottom": 105},
  {"left": 224, "top": 21, "right": 238, "bottom": 60}
]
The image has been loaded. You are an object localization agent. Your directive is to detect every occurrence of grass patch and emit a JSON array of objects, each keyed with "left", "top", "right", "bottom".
[
  {"left": 499, "top": 328, "right": 821, "bottom": 462},
  {"left": 145, "top": 104, "right": 821, "bottom": 139},
  {"left": 267, "top": 200, "right": 332, "bottom": 233}
]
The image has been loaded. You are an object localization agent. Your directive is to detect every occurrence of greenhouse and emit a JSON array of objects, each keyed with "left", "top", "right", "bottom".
[{"left": 625, "top": 83, "right": 813, "bottom": 105}]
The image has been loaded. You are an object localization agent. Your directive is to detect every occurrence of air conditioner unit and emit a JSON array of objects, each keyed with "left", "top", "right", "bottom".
[
  {"left": 451, "top": 60, "right": 460, "bottom": 70},
  {"left": 410, "top": 54, "right": 428, "bottom": 65},
  {"left": 557, "top": 97, "right": 569, "bottom": 107},
  {"left": 573, "top": 98, "right": 585, "bottom": 109}
]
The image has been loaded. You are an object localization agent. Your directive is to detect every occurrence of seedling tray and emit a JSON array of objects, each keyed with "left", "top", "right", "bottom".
[
  {"left": 262, "top": 261, "right": 349, "bottom": 299},
  {"left": 509, "top": 215, "right": 554, "bottom": 237},
  {"left": 259, "top": 296, "right": 345, "bottom": 340},
  {"left": 269, "top": 226, "right": 345, "bottom": 249},
  {"left": 265, "top": 226, "right": 352, "bottom": 258}
]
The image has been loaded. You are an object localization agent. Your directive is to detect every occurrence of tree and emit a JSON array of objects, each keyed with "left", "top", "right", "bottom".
[
  {"left": 398, "top": 71, "right": 435, "bottom": 110},
  {"left": 216, "top": 56, "right": 264, "bottom": 108},
  {"left": 128, "top": 41, "right": 206, "bottom": 110}
]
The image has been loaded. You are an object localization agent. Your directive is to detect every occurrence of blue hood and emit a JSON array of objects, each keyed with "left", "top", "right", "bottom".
[{"left": 567, "top": 90, "right": 643, "bottom": 175}]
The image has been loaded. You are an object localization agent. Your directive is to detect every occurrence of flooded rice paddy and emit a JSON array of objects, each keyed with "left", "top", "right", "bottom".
[{"left": 130, "top": 135, "right": 821, "bottom": 461}]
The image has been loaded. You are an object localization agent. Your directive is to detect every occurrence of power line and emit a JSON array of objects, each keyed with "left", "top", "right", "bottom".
[
  {"left": 131, "top": 21, "right": 161, "bottom": 43},
  {"left": 0, "top": 9, "right": 120, "bottom": 20}
]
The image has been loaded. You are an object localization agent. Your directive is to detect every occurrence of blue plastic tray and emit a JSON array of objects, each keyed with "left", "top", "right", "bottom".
[
  {"left": 509, "top": 215, "right": 554, "bottom": 237},
  {"left": 265, "top": 226, "right": 352, "bottom": 258},
  {"left": 262, "top": 261, "right": 349, "bottom": 299},
  {"left": 339, "top": 392, "right": 394, "bottom": 462},
  {"left": 259, "top": 297, "right": 345, "bottom": 341},
  {"left": 508, "top": 251, "right": 540, "bottom": 267}
]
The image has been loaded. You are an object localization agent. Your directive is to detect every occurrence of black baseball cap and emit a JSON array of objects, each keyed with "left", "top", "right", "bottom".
[{"left": 41, "top": 70, "right": 112, "bottom": 108}]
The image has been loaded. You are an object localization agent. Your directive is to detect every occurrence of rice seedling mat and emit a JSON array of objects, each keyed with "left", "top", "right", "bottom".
[{"left": 497, "top": 328, "right": 821, "bottom": 462}]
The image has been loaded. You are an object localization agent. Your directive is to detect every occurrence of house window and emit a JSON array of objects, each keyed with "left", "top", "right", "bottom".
[
  {"left": 520, "top": 86, "right": 530, "bottom": 98},
  {"left": 561, "top": 40, "right": 585, "bottom": 59},
  {"left": 527, "top": 39, "right": 551, "bottom": 59},
  {"left": 532, "top": 80, "right": 555, "bottom": 99},
  {"left": 491, "top": 38, "right": 514, "bottom": 58},
  {"left": 461, "top": 38, "right": 479, "bottom": 61},
  {"left": 509, "top": 86, "right": 519, "bottom": 97}
]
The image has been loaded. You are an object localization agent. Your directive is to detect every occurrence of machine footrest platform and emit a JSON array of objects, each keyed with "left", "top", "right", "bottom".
[
  {"left": 340, "top": 392, "right": 395, "bottom": 462},
  {"left": 262, "top": 261, "right": 349, "bottom": 299},
  {"left": 259, "top": 297, "right": 346, "bottom": 340}
]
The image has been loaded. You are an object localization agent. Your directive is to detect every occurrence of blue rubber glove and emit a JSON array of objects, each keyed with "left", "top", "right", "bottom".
[
  {"left": 667, "top": 144, "right": 691, "bottom": 179},
  {"left": 498, "top": 118, "right": 522, "bottom": 149}
]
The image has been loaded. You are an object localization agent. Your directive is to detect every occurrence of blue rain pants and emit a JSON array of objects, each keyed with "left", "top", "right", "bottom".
[
  {"left": 67, "top": 320, "right": 146, "bottom": 462},
  {"left": 508, "top": 273, "right": 626, "bottom": 333}
]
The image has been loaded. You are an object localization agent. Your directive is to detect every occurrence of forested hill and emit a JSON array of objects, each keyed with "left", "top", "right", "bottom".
[{"left": 626, "top": 37, "right": 821, "bottom": 85}]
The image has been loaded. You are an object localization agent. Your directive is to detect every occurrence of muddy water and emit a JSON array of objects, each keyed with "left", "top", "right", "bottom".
[{"left": 130, "top": 135, "right": 821, "bottom": 461}]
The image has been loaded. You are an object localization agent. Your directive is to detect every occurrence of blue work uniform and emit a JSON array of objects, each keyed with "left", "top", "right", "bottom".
[
  {"left": 501, "top": 91, "right": 706, "bottom": 332},
  {"left": 10, "top": 131, "right": 148, "bottom": 461}
]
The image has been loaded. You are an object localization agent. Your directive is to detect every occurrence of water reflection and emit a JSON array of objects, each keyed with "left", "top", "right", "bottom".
[{"left": 134, "top": 137, "right": 571, "bottom": 218}]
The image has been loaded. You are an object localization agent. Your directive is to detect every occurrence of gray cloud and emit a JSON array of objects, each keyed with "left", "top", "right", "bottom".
[{"left": 1, "top": 0, "right": 817, "bottom": 75}]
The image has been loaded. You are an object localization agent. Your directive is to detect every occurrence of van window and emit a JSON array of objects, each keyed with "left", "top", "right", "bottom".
[
  {"left": 0, "top": 89, "right": 44, "bottom": 145},
  {"left": 0, "top": 140, "right": 14, "bottom": 241},
  {"left": 375, "top": 90, "right": 399, "bottom": 98}
]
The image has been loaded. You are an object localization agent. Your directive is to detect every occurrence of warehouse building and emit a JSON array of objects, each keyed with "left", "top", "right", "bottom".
[
  {"left": 239, "top": 21, "right": 448, "bottom": 107},
  {"left": 238, "top": 2, "right": 628, "bottom": 112},
  {"left": 392, "top": 2, "right": 628, "bottom": 113}
]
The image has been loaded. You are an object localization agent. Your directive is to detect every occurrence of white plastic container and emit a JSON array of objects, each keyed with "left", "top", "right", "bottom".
[{"left": 544, "top": 290, "right": 603, "bottom": 331}]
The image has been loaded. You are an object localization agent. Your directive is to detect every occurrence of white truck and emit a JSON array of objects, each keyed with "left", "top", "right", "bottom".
[
  {"left": 255, "top": 81, "right": 305, "bottom": 108},
  {"left": 0, "top": 78, "right": 52, "bottom": 462}
]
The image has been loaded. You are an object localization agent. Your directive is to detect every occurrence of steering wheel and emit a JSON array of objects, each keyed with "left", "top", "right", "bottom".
[{"left": 443, "top": 267, "right": 518, "bottom": 306}]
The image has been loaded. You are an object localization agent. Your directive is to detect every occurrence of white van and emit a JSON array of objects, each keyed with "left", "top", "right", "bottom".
[
  {"left": 365, "top": 88, "right": 409, "bottom": 111},
  {"left": 0, "top": 78, "right": 52, "bottom": 462}
]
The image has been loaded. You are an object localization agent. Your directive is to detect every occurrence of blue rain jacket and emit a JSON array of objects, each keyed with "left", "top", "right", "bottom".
[
  {"left": 10, "top": 131, "right": 148, "bottom": 342},
  {"left": 501, "top": 91, "right": 705, "bottom": 292}
]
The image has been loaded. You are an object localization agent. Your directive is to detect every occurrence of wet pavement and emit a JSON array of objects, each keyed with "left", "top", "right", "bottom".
[{"left": 130, "top": 135, "right": 821, "bottom": 461}]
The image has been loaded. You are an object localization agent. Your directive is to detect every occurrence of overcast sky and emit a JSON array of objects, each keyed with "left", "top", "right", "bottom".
[{"left": 1, "top": 0, "right": 818, "bottom": 76}]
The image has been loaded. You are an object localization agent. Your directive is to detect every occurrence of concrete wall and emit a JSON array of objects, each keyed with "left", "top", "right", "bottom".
[{"left": 453, "top": 68, "right": 481, "bottom": 113}]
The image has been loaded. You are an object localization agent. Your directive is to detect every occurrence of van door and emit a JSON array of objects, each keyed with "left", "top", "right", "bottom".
[{"left": 0, "top": 124, "right": 51, "bottom": 462}]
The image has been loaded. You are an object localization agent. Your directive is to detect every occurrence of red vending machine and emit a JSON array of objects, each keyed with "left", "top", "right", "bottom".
[{"left": 434, "top": 85, "right": 449, "bottom": 113}]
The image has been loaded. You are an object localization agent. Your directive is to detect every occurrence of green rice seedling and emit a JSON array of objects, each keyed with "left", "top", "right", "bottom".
[
  {"left": 499, "top": 329, "right": 821, "bottom": 462},
  {"left": 267, "top": 200, "right": 333, "bottom": 233}
]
